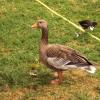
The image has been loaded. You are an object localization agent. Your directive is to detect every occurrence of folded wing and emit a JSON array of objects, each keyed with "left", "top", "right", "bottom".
[{"left": 46, "top": 44, "right": 96, "bottom": 73}]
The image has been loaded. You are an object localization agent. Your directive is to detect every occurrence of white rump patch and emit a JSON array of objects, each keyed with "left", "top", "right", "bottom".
[{"left": 86, "top": 66, "right": 96, "bottom": 74}]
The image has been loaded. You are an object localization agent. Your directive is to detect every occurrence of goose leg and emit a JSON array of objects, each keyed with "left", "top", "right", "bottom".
[
  {"left": 58, "top": 71, "right": 63, "bottom": 83},
  {"left": 51, "top": 71, "right": 63, "bottom": 85},
  {"left": 53, "top": 71, "right": 58, "bottom": 78}
]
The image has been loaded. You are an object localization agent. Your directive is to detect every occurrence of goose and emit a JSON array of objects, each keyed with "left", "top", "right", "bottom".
[
  {"left": 32, "top": 19, "right": 96, "bottom": 84},
  {"left": 75, "top": 20, "right": 97, "bottom": 37},
  {"left": 79, "top": 20, "right": 97, "bottom": 31}
]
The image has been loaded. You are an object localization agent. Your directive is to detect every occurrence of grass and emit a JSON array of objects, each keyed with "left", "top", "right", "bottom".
[{"left": 0, "top": 0, "right": 100, "bottom": 99}]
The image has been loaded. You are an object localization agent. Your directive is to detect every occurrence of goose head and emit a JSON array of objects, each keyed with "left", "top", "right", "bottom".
[{"left": 32, "top": 20, "right": 48, "bottom": 29}]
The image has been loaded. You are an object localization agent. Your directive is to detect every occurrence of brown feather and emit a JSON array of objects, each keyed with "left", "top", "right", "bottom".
[{"left": 46, "top": 44, "right": 92, "bottom": 65}]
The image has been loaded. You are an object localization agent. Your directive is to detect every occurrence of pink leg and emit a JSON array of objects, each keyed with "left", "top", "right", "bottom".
[{"left": 51, "top": 71, "right": 63, "bottom": 85}]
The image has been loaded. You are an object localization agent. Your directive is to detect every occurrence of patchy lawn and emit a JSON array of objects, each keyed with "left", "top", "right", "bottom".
[{"left": 0, "top": 0, "right": 100, "bottom": 100}]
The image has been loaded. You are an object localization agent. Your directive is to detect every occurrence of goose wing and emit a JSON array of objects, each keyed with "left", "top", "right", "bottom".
[{"left": 46, "top": 44, "right": 94, "bottom": 71}]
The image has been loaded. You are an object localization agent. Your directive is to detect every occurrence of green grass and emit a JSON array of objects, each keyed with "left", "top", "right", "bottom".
[{"left": 0, "top": 0, "right": 100, "bottom": 99}]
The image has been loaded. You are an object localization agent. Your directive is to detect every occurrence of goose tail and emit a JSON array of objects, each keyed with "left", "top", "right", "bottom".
[
  {"left": 86, "top": 65, "right": 96, "bottom": 74},
  {"left": 81, "top": 65, "right": 96, "bottom": 74}
]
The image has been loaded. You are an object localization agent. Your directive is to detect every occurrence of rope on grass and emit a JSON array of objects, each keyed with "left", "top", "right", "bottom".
[
  {"left": 88, "top": 33, "right": 100, "bottom": 41},
  {"left": 35, "top": 0, "right": 100, "bottom": 42}
]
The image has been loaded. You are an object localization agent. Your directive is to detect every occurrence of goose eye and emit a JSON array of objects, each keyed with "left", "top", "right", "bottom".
[{"left": 39, "top": 22, "right": 42, "bottom": 24}]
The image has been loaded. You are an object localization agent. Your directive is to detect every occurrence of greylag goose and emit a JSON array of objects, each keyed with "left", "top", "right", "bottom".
[{"left": 32, "top": 19, "right": 96, "bottom": 84}]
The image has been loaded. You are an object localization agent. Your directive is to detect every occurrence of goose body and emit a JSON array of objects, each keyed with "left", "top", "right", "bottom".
[
  {"left": 32, "top": 20, "right": 96, "bottom": 84},
  {"left": 46, "top": 44, "right": 95, "bottom": 73}
]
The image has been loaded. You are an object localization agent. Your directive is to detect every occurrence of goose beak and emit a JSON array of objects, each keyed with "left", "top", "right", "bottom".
[{"left": 32, "top": 23, "right": 38, "bottom": 29}]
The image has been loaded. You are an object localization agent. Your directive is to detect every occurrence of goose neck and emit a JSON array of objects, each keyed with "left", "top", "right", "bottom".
[{"left": 41, "top": 27, "right": 48, "bottom": 44}]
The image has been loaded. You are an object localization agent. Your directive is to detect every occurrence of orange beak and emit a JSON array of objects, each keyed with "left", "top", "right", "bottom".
[{"left": 31, "top": 23, "right": 38, "bottom": 29}]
